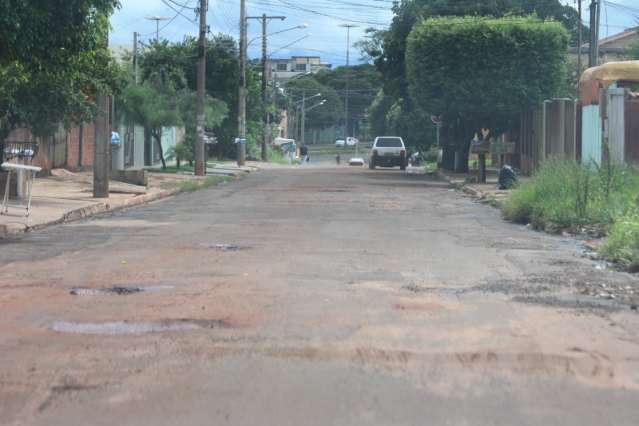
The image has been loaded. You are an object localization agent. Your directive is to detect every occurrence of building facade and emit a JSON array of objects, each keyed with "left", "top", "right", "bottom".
[{"left": 265, "top": 56, "right": 331, "bottom": 83}]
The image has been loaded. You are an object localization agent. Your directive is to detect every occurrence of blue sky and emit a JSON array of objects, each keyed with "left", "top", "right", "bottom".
[{"left": 110, "top": 0, "right": 639, "bottom": 66}]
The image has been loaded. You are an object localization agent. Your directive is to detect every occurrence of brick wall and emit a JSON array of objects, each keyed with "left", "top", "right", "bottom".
[
  {"left": 66, "top": 123, "right": 95, "bottom": 169},
  {"left": 4, "top": 123, "right": 95, "bottom": 172}
]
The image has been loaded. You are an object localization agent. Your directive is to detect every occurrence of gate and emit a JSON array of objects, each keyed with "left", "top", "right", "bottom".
[{"left": 625, "top": 98, "right": 639, "bottom": 165}]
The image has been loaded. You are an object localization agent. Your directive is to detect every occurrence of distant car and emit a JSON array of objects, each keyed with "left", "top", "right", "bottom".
[
  {"left": 335, "top": 139, "right": 346, "bottom": 147},
  {"left": 348, "top": 157, "right": 365, "bottom": 166},
  {"left": 346, "top": 137, "right": 359, "bottom": 146},
  {"left": 369, "top": 136, "right": 407, "bottom": 170}
]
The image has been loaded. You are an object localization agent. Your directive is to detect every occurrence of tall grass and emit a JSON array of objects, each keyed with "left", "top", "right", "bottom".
[{"left": 503, "top": 160, "right": 639, "bottom": 233}]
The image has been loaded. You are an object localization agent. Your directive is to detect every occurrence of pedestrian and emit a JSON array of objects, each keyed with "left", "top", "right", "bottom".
[
  {"left": 335, "top": 153, "right": 341, "bottom": 165},
  {"left": 299, "top": 144, "right": 308, "bottom": 165}
]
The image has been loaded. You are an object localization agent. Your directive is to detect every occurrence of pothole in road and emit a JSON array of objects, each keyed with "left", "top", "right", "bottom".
[
  {"left": 402, "top": 283, "right": 467, "bottom": 296},
  {"left": 70, "top": 286, "right": 143, "bottom": 296},
  {"left": 49, "top": 319, "right": 232, "bottom": 334},
  {"left": 201, "top": 242, "right": 248, "bottom": 251},
  {"left": 69, "top": 285, "right": 174, "bottom": 296},
  {"left": 317, "top": 188, "right": 351, "bottom": 193}
]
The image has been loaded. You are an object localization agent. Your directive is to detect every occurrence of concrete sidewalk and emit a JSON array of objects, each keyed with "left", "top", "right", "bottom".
[{"left": 0, "top": 164, "right": 259, "bottom": 239}]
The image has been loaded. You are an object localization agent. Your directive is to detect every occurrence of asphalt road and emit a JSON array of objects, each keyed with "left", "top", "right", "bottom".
[{"left": 1, "top": 166, "right": 638, "bottom": 426}]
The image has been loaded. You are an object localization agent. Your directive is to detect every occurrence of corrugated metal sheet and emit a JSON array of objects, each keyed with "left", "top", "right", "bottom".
[
  {"left": 607, "top": 88, "right": 626, "bottom": 165},
  {"left": 626, "top": 99, "right": 639, "bottom": 164},
  {"left": 582, "top": 105, "right": 602, "bottom": 165}
]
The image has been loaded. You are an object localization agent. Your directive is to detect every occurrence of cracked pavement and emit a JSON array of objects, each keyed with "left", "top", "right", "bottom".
[{"left": 1, "top": 166, "right": 638, "bottom": 425}]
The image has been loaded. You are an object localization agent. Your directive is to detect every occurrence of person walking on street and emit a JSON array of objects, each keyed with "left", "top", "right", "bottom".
[{"left": 299, "top": 145, "right": 309, "bottom": 166}]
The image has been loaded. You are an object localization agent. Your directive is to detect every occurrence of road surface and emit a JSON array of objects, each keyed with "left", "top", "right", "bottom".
[{"left": 1, "top": 166, "right": 638, "bottom": 425}]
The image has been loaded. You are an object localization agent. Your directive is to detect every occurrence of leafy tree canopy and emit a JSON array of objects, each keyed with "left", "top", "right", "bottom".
[
  {"left": 406, "top": 15, "right": 569, "bottom": 130},
  {"left": 285, "top": 76, "right": 343, "bottom": 130},
  {"left": 368, "top": 0, "right": 585, "bottom": 99},
  {"left": 135, "top": 34, "right": 262, "bottom": 158},
  {"left": 0, "top": 0, "right": 123, "bottom": 138}
]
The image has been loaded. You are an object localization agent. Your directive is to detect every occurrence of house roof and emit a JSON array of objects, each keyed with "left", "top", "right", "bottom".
[
  {"left": 598, "top": 26, "right": 639, "bottom": 47},
  {"left": 572, "top": 26, "right": 639, "bottom": 54}
]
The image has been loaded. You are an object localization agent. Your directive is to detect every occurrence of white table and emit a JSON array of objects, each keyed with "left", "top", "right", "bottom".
[{"left": 1, "top": 162, "right": 42, "bottom": 218}]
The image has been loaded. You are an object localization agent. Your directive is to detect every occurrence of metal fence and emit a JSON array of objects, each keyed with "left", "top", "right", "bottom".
[{"left": 519, "top": 98, "right": 579, "bottom": 174}]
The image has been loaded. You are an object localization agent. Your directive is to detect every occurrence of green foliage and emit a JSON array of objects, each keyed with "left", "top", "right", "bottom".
[
  {"left": 406, "top": 16, "right": 569, "bottom": 133},
  {"left": 314, "top": 64, "right": 381, "bottom": 136},
  {"left": 503, "top": 161, "right": 639, "bottom": 234},
  {"left": 0, "top": 0, "right": 123, "bottom": 138},
  {"left": 133, "top": 34, "right": 261, "bottom": 160},
  {"left": 368, "top": 90, "right": 393, "bottom": 137},
  {"left": 601, "top": 216, "right": 639, "bottom": 272},
  {"left": 364, "top": 0, "right": 584, "bottom": 157},
  {"left": 285, "top": 76, "right": 343, "bottom": 129}
]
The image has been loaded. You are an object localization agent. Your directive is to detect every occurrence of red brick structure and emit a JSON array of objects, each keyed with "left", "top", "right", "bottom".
[{"left": 3, "top": 123, "right": 95, "bottom": 172}]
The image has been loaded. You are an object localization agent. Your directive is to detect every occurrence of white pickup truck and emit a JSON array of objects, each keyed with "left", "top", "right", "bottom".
[{"left": 368, "top": 136, "right": 407, "bottom": 170}]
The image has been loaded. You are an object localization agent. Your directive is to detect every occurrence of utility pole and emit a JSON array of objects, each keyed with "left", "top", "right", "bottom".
[
  {"left": 247, "top": 14, "right": 286, "bottom": 161},
  {"left": 194, "top": 0, "right": 207, "bottom": 176},
  {"left": 577, "top": 0, "right": 582, "bottom": 85},
  {"left": 237, "top": 0, "right": 247, "bottom": 166},
  {"left": 589, "top": 0, "right": 600, "bottom": 68},
  {"left": 93, "top": 29, "right": 110, "bottom": 198},
  {"left": 146, "top": 16, "right": 170, "bottom": 42},
  {"left": 133, "top": 32, "right": 139, "bottom": 84},
  {"left": 339, "top": 24, "right": 357, "bottom": 140},
  {"left": 301, "top": 90, "right": 306, "bottom": 146}
]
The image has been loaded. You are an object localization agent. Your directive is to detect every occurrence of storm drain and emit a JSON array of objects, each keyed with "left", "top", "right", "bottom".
[{"left": 49, "top": 319, "right": 231, "bottom": 335}]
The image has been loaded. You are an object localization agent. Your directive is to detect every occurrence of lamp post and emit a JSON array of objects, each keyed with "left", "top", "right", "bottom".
[{"left": 339, "top": 23, "right": 358, "bottom": 140}]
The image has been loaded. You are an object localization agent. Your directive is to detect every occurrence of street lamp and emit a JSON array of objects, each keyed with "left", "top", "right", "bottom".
[
  {"left": 247, "top": 23, "right": 309, "bottom": 47},
  {"left": 339, "top": 23, "right": 358, "bottom": 139}
]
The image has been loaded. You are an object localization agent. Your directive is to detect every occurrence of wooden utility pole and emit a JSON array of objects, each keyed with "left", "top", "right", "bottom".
[
  {"left": 237, "top": 0, "right": 247, "bottom": 166},
  {"left": 133, "top": 31, "right": 139, "bottom": 84},
  {"left": 247, "top": 14, "right": 286, "bottom": 161},
  {"left": 589, "top": 0, "right": 600, "bottom": 68},
  {"left": 194, "top": 0, "right": 207, "bottom": 176},
  {"left": 93, "top": 29, "right": 110, "bottom": 198},
  {"left": 339, "top": 24, "right": 357, "bottom": 140},
  {"left": 577, "top": 0, "right": 582, "bottom": 86}
]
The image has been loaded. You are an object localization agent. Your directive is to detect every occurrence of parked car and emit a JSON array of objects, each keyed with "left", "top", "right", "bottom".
[
  {"left": 368, "top": 136, "right": 407, "bottom": 170},
  {"left": 335, "top": 139, "right": 346, "bottom": 147},
  {"left": 346, "top": 137, "right": 359, "bottom": 146}
]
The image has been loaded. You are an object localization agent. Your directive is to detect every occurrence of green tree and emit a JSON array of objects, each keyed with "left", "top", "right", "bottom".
[
  {"left": 314, "top": 64, "right": 381, "bottom": 138},
  {"left": 138, "top": 35, "right": 263, "bottom": 159},
  {"left": 0, "top": 0, "right": 123, "bottom": 139},
  {"left": 406, "top": 15, "right": 569, "bottom": 170},
  {"left": 362, "top": 0, "right": 586, "bottom": 146},
  {"left": 285, "top": 76, "right": 342, "bottom": 131}
]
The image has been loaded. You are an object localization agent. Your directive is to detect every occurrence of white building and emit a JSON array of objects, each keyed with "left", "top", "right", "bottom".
[{"left": 266, "top": 56, "right": 332, "bottom": 83}]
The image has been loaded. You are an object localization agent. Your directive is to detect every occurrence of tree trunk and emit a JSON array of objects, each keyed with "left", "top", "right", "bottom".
[
  {"left": 144, "top": 127, "right": 152, "bottom": 167},
  {"left": 152, "top": 128, "right": 167, "bottom": 169},
  {"left": 441, "top": 125, "right": 456, "bottom": 171}
]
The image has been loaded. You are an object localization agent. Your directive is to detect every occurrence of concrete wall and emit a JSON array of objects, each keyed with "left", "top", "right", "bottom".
[{"left": 582, "top": 105, "right": 602, "bottom": 165}]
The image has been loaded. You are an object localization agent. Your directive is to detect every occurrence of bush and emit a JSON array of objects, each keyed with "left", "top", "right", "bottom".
[
  {"left": 601, "top": 216, "right": 639, "bottom": 272},
  {"left": 502, "top": 160, "right": 639, "bottom": 233}
]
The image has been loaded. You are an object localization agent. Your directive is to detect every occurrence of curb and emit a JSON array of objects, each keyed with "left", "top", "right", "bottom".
[{"left": 436, "top": 171, "right": 502, "bottom": 208}]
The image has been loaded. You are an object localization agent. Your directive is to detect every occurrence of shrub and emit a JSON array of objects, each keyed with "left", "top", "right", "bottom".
[
  {"left": 503, "top": 160, "right": 639, "bottom": 232},
  {"left": 601, "top": 215, "right": 639, "bottom": 272}
]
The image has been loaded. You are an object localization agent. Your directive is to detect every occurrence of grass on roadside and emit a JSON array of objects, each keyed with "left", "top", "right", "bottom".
[
  {"left": 147, "top": 165, "right": 194, "bottom": 174},
  {"left": 502, "top": 159, "right": 639, "bottom": 270},
  {"left": 601, "top": 216, "right": 639, "bottom": 272}
]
